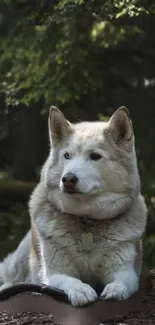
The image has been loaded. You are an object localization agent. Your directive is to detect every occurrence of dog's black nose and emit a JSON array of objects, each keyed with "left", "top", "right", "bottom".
[{"left": 62, "top": 173, "right": 78, "bottom": 189}]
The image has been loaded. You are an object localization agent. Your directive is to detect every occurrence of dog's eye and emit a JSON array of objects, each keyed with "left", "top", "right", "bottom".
[
  {"left": 64, "top": 152, "right": 70, "bottom": 159},
  {"left": 90, "top": 153, "right": 102, "bottom": 161}
]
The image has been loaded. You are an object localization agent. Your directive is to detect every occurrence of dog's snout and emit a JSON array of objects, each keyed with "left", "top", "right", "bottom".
[{"left": 62, "top": 173, "right": 78, "bottom": 189}]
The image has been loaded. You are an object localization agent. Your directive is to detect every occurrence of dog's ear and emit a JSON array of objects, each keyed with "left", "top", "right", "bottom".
[
  {"left": 108, "top": 106, "right": 133, "bottom": 148},
  {"left": 48, "top": 106, "right": 72, "bottom": 145}
]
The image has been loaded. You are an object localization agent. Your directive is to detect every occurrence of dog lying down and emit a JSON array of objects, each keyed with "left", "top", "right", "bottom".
[{"left": 0, "top": 106, "right": 147, "bottom": 307}]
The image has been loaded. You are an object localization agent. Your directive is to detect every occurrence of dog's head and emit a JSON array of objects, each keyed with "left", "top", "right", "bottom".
[{"left": 42, "top": 106, "right": 140, "bottom": 199}]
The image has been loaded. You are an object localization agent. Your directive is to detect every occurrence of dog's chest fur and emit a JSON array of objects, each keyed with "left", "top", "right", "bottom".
[
  {"left": 36, "top": 212, "right": 121, "bottom": 251},
  {"left": 33, "top": 209, "right": 137, "bottom": 283}
]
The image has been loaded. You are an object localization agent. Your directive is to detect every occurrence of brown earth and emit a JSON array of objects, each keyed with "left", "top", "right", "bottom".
[{"left": 0, "top": 269, "right": 155, "bottom": 325}]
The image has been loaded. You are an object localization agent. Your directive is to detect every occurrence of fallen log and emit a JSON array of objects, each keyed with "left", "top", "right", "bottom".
[
  {"left": 0, "top": 267, "right": 150, "bottom": 325},
  {"left": 0, "top": 180, "right": 37, "bottom": 202}
]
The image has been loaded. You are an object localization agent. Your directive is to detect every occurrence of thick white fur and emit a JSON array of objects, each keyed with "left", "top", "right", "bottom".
[{"left": 0, "top": 107, "right": 147, "bottom": 307}]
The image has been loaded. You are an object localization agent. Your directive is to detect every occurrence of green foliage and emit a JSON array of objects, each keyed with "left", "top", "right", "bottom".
[
  {"left": 144, "top": 235, "right": 155, "bottom": 266},
  {"left": 0, "top": 0, "right": 154, "bottom": 107},
  {"left": 98, "top": 114, "right": 110, "bottom": 121},
  {"left": 0, "top": 201, "right": 29, "bottom": 258}
]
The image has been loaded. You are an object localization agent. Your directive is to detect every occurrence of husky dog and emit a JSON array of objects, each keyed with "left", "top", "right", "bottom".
[{"left": 0, "top": 106, "right": 147, "bottom": 306}]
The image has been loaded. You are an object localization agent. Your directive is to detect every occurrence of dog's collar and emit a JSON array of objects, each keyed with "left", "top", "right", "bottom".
[
  {"left": 78, "top": 215, "right": 94, "bottom": 231},
  {"left": 77, "top": 211, "right": 122, "bottom": 225},
  {"left": 78, "top": 213, "right": 123, "bottom": 252}
]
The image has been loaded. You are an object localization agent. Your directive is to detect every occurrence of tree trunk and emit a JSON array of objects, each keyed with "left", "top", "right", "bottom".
[{"left": 9, "top": 103, "right": 39, "bottom": 181}]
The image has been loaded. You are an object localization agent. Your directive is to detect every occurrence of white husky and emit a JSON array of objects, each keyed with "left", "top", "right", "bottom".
[{"left": 0, "top": 106, "right": 147, "bottom": 306}]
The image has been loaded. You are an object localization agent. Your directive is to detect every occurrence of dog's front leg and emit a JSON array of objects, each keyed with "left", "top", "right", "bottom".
[
  {"left": 41, "top": 244, "right": 98, "bottom": 307},
  {"left": 44, "top": 272, "right": 97, "bottom": 306},
  {"left": 37, "top": 235, "right": 97, "bottom": 307},
  {"left": 101, "top": 266, "right": 138, "bottom": 300},
  {"left": 40, "top": 239, "right": 97, "bottom": 306}
]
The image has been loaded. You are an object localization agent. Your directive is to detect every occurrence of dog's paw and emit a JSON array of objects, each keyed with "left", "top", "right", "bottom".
[
  {"left": 101, "top": 282, "right": 129, "bottom": 300},
  {"left": 68, "top": 283, "right": 97, "bottom": 307}
]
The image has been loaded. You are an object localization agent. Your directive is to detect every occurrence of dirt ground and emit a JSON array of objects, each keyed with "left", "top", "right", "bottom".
[
  {"left": 103, "top": 269, "right": 155, "bottom": 325},
  {"left": 0, "top": 270, "right": 155, "bottom": 325}
]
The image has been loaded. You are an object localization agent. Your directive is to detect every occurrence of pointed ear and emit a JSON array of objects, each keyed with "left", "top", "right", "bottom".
[
  {"left": 48, "top": 106, "right": 72, "bottom": 145},
  {"left": 108, "top": 106, "right": 133, "bottom": 148}
]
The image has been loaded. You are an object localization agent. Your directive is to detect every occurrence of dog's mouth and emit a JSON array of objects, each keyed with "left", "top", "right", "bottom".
[
  {"left": 61, "top": 185, "right": 101, "bottom": 196},
  {"left": 62, "top": 188, "right": 82, "bottom": 195}
]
